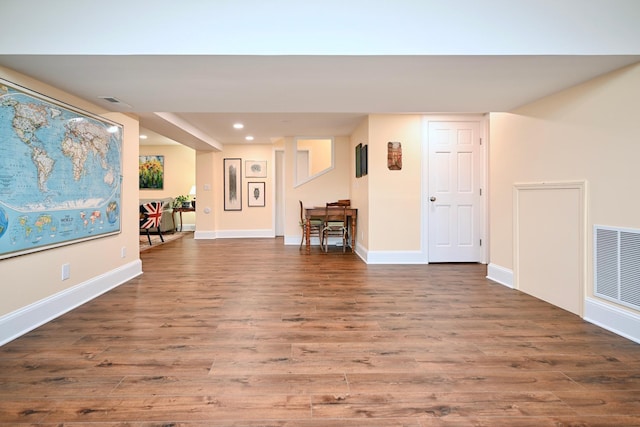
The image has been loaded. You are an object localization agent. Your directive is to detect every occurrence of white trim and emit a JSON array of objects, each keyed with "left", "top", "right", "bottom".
[
  {"left": 365, "top": 250, "right": 427, "bottom": 265},
  {"left": 487, "top": 263, "right": 514, "bottom": 288},
  {"left": 284, "top": 235, "right": 322, "bottom": 246},
  {"left": 584, "top": 297, "right": 640, "bottom": 344},
  {"left": 194, "top": 230, "right": 217, "bottom": 239},
  {"left": 194, "top": 229, "right": 275, "bottom": 239},
  {"left": 0, "top": 260, "right": 142, "bottom": 346},
  {"left": 215, "top": 229, "right": 275, "bottom": 239}
]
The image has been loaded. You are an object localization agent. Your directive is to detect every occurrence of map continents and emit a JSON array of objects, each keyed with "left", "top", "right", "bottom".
[{"left": 0, "top": 79, "right": 122, "bottom": 259}]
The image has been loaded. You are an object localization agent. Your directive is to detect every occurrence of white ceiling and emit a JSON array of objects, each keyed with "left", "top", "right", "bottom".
[
  {"left": 1, "top": 54, "right": 638, "bottom": 150},
  {"left": 1, "top": 1, "right": 639, "bottom": 150}
]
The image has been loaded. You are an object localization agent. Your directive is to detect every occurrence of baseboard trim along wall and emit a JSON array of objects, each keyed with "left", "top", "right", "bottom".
[
  {"left": 0, "top": 259, "right": 143, "bottom": 346},
  {"left": 487, "top": 263, "right": 514, "bottom": 288},
  {"left": 196, "top": 229, "right": 274, "bottom": 239},
  {"left": 584, "top": 297, "right": 640, "bottom": 344},
  {"left": 487, "top": 263, "right": 640, "bottom": 344},
  {"left": 366, "top": 250, "right": 427, "bottom": 264}
]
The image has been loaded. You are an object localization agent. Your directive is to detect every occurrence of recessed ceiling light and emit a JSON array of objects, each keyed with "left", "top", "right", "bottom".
[
  {"left": 139, "top": 134, "right": 148, "bottom": 140},
  {"left": 233, "top": 123, "right": 244, "bottom": 129},
  {"left": 245, "top": 135, "right": 254, "bottom": 141}
]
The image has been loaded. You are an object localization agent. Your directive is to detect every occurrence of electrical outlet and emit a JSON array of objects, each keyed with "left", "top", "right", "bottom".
[
  {"left": 61, "top": 263, "right": 70, "bottom": 280},
  {"left": 121, "top": 247, "right": 126, "bottom": 258}
]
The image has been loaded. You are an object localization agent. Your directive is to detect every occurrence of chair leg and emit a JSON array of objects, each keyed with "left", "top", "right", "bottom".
[
  {"left": 157, "top": 228, "right": 164, "bottom": 242},
  {"left": 146, "top": 229, "right": 152, "bottom": 245},
  {"left": 300, "top": 227, "right": 304, "bottom": 249},
  {"left": 342, "top": 231, "right": 346, "bottom": 253}
]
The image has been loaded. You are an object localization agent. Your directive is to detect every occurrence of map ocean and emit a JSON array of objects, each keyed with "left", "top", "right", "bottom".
[{"left": 0, "top": 83, "right": 122, "bottom": 259}]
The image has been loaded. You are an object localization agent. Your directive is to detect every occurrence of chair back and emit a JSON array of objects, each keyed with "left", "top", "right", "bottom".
[
  {"left": 324, "top": 201, "right": 348, "bottom": 225},
  {"left": 140, "top": 201, "right": 164, "bottom": 229},
  {"left": 299, "top": 200, "right": 304, "bottom": 224}
]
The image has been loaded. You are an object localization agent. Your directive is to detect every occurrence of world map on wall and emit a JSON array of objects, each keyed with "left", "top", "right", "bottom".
[{"left": 0, "top": 79, "right": 122, "bottom": 259}]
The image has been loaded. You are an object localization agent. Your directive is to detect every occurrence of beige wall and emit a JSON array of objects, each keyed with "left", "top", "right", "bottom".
[
  {"left": 350, "top": 117, "right": 370, "bottom": 248},
  {"left": 489, "top": 63, "right": 640, "bottom": 316},
  {"left": 286, "top": 136, "right": 351, "bottom": 240},
  {"left": 213, "top": 145, "right": 274, "bottom": 234},
  {"left": 367, "top": 115, "right": 423, "bottom": 251},
  {"left": 139, "top": 144, "right": 196, "bottom": 227},
  {"left": 194, "top": 150, "right": 216, "bottom": 234},
  {"left": 0, "top": 66, "right": 140, "bottom": 318}
]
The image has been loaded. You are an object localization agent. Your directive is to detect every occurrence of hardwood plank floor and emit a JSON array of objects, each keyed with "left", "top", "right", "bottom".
[{"left": 1, "top": 236, "right": 639, "bottom": 426}]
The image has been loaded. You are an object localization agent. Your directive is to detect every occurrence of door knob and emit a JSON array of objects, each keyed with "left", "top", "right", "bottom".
[{"left": 430, "top": 196, "right": 436, "bottom": 202}]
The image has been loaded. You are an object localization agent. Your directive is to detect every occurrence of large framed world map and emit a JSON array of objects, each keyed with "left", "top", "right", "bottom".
[{"left": 0, "top": 79, "right": 122, "bottom": 260}]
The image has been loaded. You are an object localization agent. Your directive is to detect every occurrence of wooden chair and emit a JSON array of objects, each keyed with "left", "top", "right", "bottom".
[
  {"left": 321, "top": 202, "right": 349, "bottom": 252},
  {"left": 299, "top": 200, "right": 322, "bottom": 249},
  {"left": 140, "top": 201, "right": 165, "bottom": 246}
]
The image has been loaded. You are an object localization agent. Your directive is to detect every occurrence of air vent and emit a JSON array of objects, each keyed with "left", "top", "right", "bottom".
[
  {"left": 97, "top": 96, "right": 132, "bottom": 108},
  {"left": 594, "top": 225, "right": 640, "bottom": 311}
]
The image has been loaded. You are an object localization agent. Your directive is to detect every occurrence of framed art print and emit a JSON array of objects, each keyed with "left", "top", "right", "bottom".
[
  {"left": 224, "top": 158, "right": 242, "bottom": 211},
  {"left": 139, "top": 155, "right": 164, "bottom": 189},
  {"left": 245, "top": 160, "right": 267, "bottom": 178},
  {"left": 248, "top": 182, "right": 265, "bottom": 207}
]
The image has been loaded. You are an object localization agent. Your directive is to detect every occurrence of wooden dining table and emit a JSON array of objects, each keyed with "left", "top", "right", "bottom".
[{"left": 304, "top": 206, "right": 357, "bottom": 253}]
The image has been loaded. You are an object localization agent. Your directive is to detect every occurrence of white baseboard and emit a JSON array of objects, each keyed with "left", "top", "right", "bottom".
[
  {"left": 197, "top": 229, "right": 275, "bottom": 239},
  {"left": 487, "top": 263, "right": 514, "bottom": 288},
  {"left": 365, "top": 250, "right": 427, "bottom": 264},
  {"left": 0, "top": 260, "right": 142, "bottom": 346},
  {"left": 194, "top": 230, "right": 216, "bottom": 239},
  {"left": 584, "top": 297, "right": 640, "bottom": 344},
  {"left": 284, "top": 235, "right": 322, "bottom": 246}
]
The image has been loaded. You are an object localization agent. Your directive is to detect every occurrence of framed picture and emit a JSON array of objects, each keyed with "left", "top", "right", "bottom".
[
  {"left": 139, "top": 155, "right": 164, "bottom": 189},
  {"left": 355, "top": 143, "right": 362, "bottom": 178},
  {"left": 361, "top": 144, "right": 368, "bottom": 176},
  {"left": 245, "top": 160, "right": 267, "bottom": 178},
  {"left": 388, "top": 141, "right": 402, "bottom": 170},
  {"left": 247, "top": 182, "right": 266, "bottom": 207},
  {"left": 0, "top": 78, "right": 123, "bottom": 260},
  {"left": 224, "top": 158, "right": 242, "bottom": 211}
]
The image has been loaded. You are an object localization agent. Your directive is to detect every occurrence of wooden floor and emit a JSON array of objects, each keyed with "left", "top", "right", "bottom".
[{"left": 1, "top": 236, "right": 639, "bottom": 426}]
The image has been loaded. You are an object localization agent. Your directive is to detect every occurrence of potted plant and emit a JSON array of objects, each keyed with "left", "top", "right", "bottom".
[{"left": 174, "top": 195, "right": 191, "bottom": 208}]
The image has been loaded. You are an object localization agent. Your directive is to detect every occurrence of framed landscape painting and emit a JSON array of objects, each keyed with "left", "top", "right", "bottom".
[{"left": 139, "top": 155, "right": 164, "bottom": 189}]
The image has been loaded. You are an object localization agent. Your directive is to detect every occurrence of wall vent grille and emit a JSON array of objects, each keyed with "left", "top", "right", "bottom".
[{"left": 594, "top": 225, "right": 640, "bottom": 311}]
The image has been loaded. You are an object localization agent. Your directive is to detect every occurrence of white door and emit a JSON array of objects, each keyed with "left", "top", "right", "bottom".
[{"left": 428, "top": 121, "right": 482, "bottom": 262}]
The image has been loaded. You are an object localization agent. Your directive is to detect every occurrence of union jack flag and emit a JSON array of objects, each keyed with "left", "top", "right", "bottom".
[{"left": 140, "top": 202, "right": 163, "bottom": 229}]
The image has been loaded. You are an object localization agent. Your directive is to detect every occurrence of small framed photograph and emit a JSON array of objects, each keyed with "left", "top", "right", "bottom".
[
  {"left": 245, "top": 160, "right": 267, "bottom": 178},
  {"left": 224, "top": 158, "right": 242, "bottom": 211},
  {"left": 247, "top": 182, "right": 265, "bottom": 207}
]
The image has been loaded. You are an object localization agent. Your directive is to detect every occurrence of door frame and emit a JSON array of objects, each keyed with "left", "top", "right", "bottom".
[{"left": 421, "top": 114, "right": 489, "bottom": 264}]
